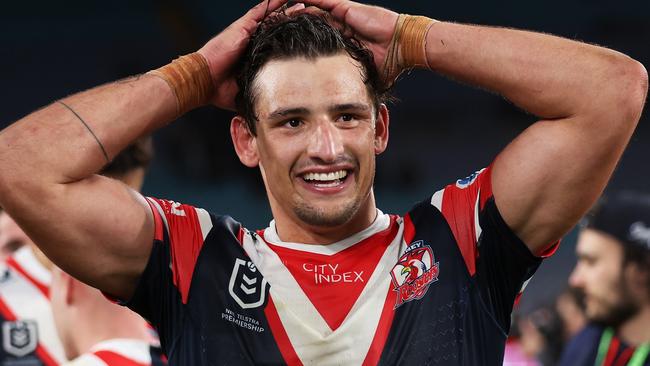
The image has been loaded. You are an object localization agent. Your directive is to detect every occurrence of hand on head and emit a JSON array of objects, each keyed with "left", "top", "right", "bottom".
[{"left": 197, "top": 0, "right": 409, "bottom": 111}]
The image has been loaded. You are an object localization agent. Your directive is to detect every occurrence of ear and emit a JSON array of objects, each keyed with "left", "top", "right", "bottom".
[
  {"left": 230, "top": 116, "right": 259, "bottom": 168},
  {"left": 624, "top": 262, "right": 649, "bottom": 300},
  {"left": 55, "top": 270, "right": 76, "bottom": 305},
  {"left": 374, "top": 104, "right": 390, "bottom": 155}
]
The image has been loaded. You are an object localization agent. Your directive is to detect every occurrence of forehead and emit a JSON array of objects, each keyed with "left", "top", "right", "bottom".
[
  {"left": 253, "top": 54, "right": 372, "bottom": 117},
  {"left": 576, "top": 229, "right": 623, "bottom": 259}
]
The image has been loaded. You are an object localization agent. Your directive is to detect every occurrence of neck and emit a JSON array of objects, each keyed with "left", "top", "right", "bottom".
[
  {"left": 618, "top": 305, "right": 650, "bottom": 345},
  {"left": 73, "top": 298, "right": 150, "bottom": 358},
  {"left": 272, "top": 194, "right": 378, "bottom": 245}
]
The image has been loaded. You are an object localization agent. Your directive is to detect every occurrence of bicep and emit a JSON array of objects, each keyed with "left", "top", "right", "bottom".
[
  {"left": 492, "top": 117, "right": 625, "bottom": 254},
  {"left": 11, "top": 174, "right": 154, "bottom": 299}
]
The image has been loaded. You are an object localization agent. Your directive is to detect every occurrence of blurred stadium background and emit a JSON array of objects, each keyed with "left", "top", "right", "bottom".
[{"left": 1, "top": 0, "right": 649, "bottom": 316}]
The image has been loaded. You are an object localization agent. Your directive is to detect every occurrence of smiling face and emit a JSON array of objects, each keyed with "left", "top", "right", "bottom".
[{"left": 231, "top": 54, "right": 389, "bottom": 243}]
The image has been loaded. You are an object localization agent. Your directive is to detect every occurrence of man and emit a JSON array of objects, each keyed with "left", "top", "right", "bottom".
[
  {"left": 50, "top": 267, "right": 166, "bottom": 366},
  {"left": 0, "top": 212, "right": 66, "bottom": 365},
  {"left": 0, "top": 0, "right": 645, "bottom": 364},
  {"left": 561, "top": 192, "right": 650, "bottom": 365},
  {"left": 0, "top": 139, "right": 155, "bottom": 366}
]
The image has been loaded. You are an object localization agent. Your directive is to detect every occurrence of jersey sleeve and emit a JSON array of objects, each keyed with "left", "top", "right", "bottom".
[
  {"left": 122, "top": 197, "right": 216, "bottom": 346},
  {"left": 429, "top": 166, "right": 556, "bottom": 331}
]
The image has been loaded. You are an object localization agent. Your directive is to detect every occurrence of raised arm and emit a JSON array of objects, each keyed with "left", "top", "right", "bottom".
[
  {"left": 299, "top": 0, "right": 648, "bottom": 254},
  {"left": 0, "top": 0, "right": 288, "bottom": 299}
]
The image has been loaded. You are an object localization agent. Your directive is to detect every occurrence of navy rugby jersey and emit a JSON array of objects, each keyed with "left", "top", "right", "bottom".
[{"left": 125, "top": 167, "right": 552, "bottom": 365}]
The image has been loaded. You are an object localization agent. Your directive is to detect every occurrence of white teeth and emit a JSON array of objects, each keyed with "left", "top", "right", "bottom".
[{"left": 303, "top": 170, "right": 348, "bottom": 182}]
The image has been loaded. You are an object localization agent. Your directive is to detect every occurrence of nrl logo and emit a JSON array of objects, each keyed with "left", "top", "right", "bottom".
[
  {"left": 228, "top": 258, "right": 269, "bottom": 309},
  {"left": 390, "top": 241, "right": 439, "bottom": 308},
  {"left": 2, "top": 320, "right": 37, "bottom": 357}
]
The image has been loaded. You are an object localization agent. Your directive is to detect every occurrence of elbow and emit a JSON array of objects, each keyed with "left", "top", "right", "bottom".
[{"left": 614, "top": 58, "right": 648, "bottom": 127}]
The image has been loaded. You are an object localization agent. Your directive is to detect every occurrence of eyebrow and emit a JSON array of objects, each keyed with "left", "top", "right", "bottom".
[{"left": 267, "top": 103, "right": 371, "bottom": 120}]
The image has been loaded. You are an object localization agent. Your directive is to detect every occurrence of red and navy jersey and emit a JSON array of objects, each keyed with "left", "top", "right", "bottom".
[
  {"left": 64, "top": 339, "right": 167, "bottom": 366},
  {"left": 125, "top": 167, "right": 549, "bottom": 365},
  {"left": 0, "top": 247, "right": 66, "bottom": 365}
]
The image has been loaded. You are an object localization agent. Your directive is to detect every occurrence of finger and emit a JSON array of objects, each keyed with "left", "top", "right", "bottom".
[
  {"left": 298, "top": 0, "right": 346, "bottom": 11},
  {"left": 246, "top": 0, "right": 288, "bottom": 22},
  {"left": 285, "top": 2, "right": 306, "bottom": 16}
]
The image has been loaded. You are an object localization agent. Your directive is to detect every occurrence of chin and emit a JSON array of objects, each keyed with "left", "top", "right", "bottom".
[{"left": 294, "top": 200, "right": 360, "bottom": 228}]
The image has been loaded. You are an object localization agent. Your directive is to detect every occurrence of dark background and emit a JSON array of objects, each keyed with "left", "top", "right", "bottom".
[{"left": 1, "top": 0, "right": 649, "bottom": 313}]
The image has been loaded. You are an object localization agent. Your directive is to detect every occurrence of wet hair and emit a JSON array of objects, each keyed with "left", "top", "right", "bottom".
[
  {"left": 99, "top": 136, "right": 153, "bottom": 178},
  {"left": 235, "top": 13, "right": 390, "bottom": 135}
]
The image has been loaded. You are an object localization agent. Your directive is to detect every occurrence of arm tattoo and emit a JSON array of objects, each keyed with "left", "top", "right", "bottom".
[{"left": 57, "top": 101, "right": 110, "bottom": 163}]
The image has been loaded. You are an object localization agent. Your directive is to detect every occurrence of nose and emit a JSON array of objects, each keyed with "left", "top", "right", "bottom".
[
  {"left": 307, "top": 120, "right": 344, "bottom": 163},
  {"left": 568, "top": 265, "right": 583, "bottom": 289}
]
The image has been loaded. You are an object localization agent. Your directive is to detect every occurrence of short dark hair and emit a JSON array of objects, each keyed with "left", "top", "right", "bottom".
[
  {"left": 100, "top": 136, "right": 153, "bottom": 178},
  {"left": 235, "top": 13, "right": 390, "bottom": 135}
]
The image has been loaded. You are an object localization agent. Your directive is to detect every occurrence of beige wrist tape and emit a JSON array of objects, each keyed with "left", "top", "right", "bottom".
[
  {"left": 382, "top": 14, "right": 436, "bottom": 85},
  {"left": 147, "top": 53, "right": 214, "bottom": 116}
]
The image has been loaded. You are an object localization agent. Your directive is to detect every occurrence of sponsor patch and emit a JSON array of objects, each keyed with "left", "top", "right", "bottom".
[{"left": 390, "top": 241, "right": 440, "bottom": 308}]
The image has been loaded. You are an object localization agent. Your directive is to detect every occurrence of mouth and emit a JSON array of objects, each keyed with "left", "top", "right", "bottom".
[{"left": 300, "top": 169, "right": 350, "bottom": 188}]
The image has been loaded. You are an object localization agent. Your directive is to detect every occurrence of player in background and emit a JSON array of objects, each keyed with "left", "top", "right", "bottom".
[
  {"left": 50, "top": 266, "right": 166, "bottom": 366},
  {"left": 560, "top": 192, "right": 650, "bottom": 366},
  {"left": 0, "top": 138, "right": 155, "bottom": 366},
  {"left": 0, "top": 212, "right": 66, "bottom": 365}
]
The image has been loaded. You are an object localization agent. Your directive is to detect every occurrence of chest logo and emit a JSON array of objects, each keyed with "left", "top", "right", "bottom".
[
  {"left": 2, "top": 320, "right": 37, "bottom": 357},
  {"left": 228, "top": 259, "right": 269, "bottom": 309},
  {"left": 390, "top": 241, "right": 440, "bottom": 308}
]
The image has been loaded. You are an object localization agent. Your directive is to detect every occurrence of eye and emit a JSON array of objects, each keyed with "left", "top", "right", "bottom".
[
  {"left": 284, "top": 119, "right": 302, "bottom": 128},
  {"left": 339, "top": 114, "right": 354, "bottom": 122}
]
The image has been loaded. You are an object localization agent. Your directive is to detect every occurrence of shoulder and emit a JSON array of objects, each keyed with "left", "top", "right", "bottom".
[{"left": 145, "top": 197, "right": 242, "bottom": 243}]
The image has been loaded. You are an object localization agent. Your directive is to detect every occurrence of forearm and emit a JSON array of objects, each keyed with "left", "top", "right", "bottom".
[
  {"left": 425, "top": 21, "right": 645, "bottom": 121},
  {"left": 0, "top": 74, "right": 175, "bottom": 193}
]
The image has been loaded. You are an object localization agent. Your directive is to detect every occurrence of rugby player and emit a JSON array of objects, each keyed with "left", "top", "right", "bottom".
[{"left": 0, "top": 0, "right": 646, "bottom": 364}]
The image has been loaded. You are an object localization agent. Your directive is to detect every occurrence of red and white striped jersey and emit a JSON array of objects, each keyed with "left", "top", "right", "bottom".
[
  {"left": 0, "top": 246, "right": 66, "bottom": 365},
  {"left": 126, "top": 166, "right": 553, "bottom": 365},
  {"left": 63, "top": 339, "right": 166, "bottom": 366}
]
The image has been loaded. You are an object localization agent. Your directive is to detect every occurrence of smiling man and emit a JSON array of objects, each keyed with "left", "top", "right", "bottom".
[{"left": 0, "top": 0, "right": 646, "bottom": 365}]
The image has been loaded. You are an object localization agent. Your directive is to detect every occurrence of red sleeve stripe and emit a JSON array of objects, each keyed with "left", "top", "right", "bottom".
[
  {"left": 94, "top": 350, "right": 148, "bottom": 366},
  {"left": 147, "top": 198, "right": 213, "bottom": 304},
  {"left": 433, "top": 168, "right": 493, "bottom": 276},
  {"left": 145, "top": 197, "right": 164, "bottom": 242}
]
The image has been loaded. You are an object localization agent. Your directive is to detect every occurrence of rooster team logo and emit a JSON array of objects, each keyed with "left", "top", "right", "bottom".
[{"left": 390, "top": 241, "right": 439, "bottom": 308}]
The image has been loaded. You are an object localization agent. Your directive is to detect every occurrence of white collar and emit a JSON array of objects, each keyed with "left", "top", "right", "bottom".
[{"left": 262, "top": 209, "right": 390, "bottom": 255}]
